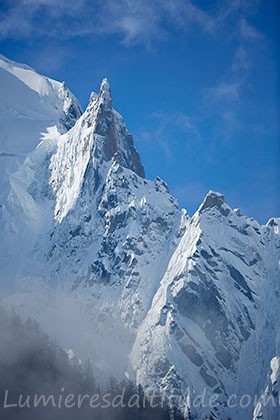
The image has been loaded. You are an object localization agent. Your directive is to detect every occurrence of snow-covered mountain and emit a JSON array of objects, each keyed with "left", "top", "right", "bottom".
[
  {"left": 0, "top": 53, "right": 82, "bottom": 204},
  {"left": 132, "top": 194, "right": 280, "bottom": 419},
  {"left": 0, "top": 54, "right": 279, "bottom": 419}
]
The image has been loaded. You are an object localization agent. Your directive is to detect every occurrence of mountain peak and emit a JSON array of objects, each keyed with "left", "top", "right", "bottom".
[
  {"left": 98, "top": 78, "right": 112, "bottom": 109},
  {"left": 49, "top": 76, "right": 145, "bottom": 221},
  {"left": 83, "top": 78, "right": 112, "bottom": 124},
  {"left": 198, "top": 190, "right": 230, "bottom": 217},
  {"left": 200, "top": 190, "right": 224, "bottom": 208},
  {"left": 82, "top": 78, "right": 145, "bottom": 177}
]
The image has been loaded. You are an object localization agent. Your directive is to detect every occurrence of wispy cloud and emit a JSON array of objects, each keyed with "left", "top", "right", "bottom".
[
  {"left": 206, "top": 19, "right": 263, "bottom": 106},
  {"left": 151, "top": 111, "right": 201, "bottom": 142},
  {"left": 138, "top": 111, "right": 201, "bottom": 160},
  {"left": 0, "top": 0, "right": 264, "bottom": 47},
  {"left": 0, "top": 0, "right": 213, "bottom": 45},
  {"left": 176, "top": 113, "right": 201, "bottom": 139},
  {"left": 239, "top": 17, "right": 264, "bottom": 41},
  {"left": 24, "top": 44, "right": 76, "bottom": 73},
  {"left": 232, "top": 46, "right": 251, "bottom": 72},
  {"left": 209, "top": 82, "right": 240, "bottom": 102}
]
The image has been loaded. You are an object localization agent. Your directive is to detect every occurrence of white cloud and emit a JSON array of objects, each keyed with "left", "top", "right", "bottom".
[
  {"left": 232, "top": 46, "right": 251, "bottom": 72},
  {"left": 151, "top": 112, "right": 201, "bottom": 139},
  {"left": 207, "top": 42, "right": 255, "bottom": 105},
  {"left": 81, "top": 0, "right": 214, "bottom": 46},
  {"left": 239, "top": 17, "right": 264, "bottom": 41},
  {"left": 0, "top": 0, "right": 265, "bottom": 55},
  {"left": 137, "top": 111, "right": 201, "bottom": 160},
  {"left": 221, "top": 110, "right": 244, "bottom": 139},
  {"left": 0, "top": 0, "right": 259, "bottom": 46},
  {"left": 209, "top": 82, "right": 240, "bottom": 101},
  {"left": 176, "top": 113, "right": 201, "bottom": 140},
  {"left": 24, "top": 44, "right": 76, "bottom": 73},
  {"left": 96, "top": 1, "right": 168, "bottom": 46}
]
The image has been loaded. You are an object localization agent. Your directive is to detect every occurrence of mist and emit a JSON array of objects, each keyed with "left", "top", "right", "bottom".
[{"left": 0, "top": 304, "right": 183, "bottom": 420}]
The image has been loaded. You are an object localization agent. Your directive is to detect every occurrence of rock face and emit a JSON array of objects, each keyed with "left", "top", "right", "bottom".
[
  {"left": 49, "top": 77, "right": 144, "bottom": 224},
  {"left": 132, "top": 194, "right": 280, "bottom": 419},
  {"left": 0, "top": 55, "right": 279, "bottom": 419},
  {"left": 253, "top": 356, "right": 280, "bottom": 420}
]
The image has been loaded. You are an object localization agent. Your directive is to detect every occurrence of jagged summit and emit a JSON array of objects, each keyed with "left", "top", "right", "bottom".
[
  {"left": 99, "top": 77, "right": 112, "bottom": 108},
  {"left": 85, "top": 78, "right": 112, "bottom": 121},
  {"left": 267, "top": 217, "right": 280, "bottom": 227},
  {"left": 49, "top": 78, "right": 145, "bottom": 221},
  {"left": 198, "top": 190, "right": 230, "bottom": 217},
  {"left": 81, "top": 78, "right": 144, "bottom": 175}
]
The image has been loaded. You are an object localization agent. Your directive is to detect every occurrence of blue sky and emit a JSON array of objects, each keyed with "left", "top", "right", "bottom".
[{"left": 0, "top": 0, "right": 279, "bottom": 222}]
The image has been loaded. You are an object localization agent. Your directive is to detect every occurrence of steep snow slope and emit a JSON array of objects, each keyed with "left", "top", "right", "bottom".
[
  {"left": 0, "top": 54, "right": 82, "bottom": 204},
  {"left": 131, "top": 193, "right": 280, "bottom": 419}
]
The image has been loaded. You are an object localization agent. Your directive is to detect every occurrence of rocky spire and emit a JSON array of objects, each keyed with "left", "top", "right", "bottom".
[
  {"left": 98, "top": 78, "right": 112, "bottom": 109},
  {"left": 83, "top": 78, "right": 145, "bottom": 177}
]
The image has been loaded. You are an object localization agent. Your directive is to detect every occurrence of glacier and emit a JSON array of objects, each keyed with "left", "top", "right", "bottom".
[{"left": 0, "top": 54, "right": 279, "bottom": 420}]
